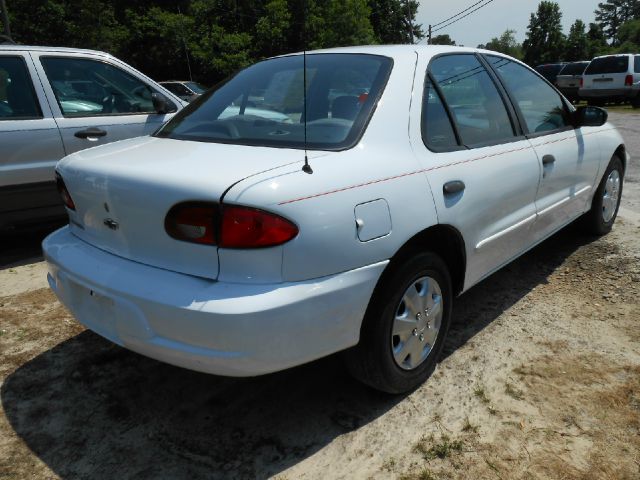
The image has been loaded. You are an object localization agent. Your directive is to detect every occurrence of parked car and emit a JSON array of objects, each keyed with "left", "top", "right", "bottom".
[
  {"left": 535, "top": 62, "right": 567, "bottom": 84},
  {"left": 556, "top": 61, "right": 590, "bottom": 102},
  {"left": 45, "top": 46, "right": 627, "bottom": 393},
  {"left": 0, "top": 45, "right": 186, "bottom": 232},
  {"left": 579, "top": 53, "right": 640, "bottom": 107},
  {"left": 159, "top": 80, "right": 207, "bottom": 102}
]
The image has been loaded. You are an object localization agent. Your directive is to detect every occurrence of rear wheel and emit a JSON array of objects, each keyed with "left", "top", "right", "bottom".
[
  {"left": 345, "top": 252, "right": 452, "bottom": 394},
  {"left": 632, "top": 95, "right": 640, "bottom": 109},
  {"left": 583, "top": 156, "right": 624, "bottom": 235}
]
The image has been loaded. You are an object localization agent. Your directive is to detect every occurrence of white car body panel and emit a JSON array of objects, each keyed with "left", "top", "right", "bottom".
[{"left": 44, "top": 45, "right": 627, "bottom": 377}]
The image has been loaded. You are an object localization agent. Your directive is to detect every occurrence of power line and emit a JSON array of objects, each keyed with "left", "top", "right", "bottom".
[
  {"left": 432, "top": 0, "right": 496, "bottom": 33},
  {"left": 432, "top": 0, "right": 490, "bottom": 27}
]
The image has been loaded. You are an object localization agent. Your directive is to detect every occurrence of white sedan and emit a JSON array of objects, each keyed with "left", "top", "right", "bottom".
[{"left": 44, "top": 46, "right": 627, "bottom": 393}]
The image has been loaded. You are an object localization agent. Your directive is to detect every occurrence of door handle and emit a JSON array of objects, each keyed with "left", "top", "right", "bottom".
[
  {"left": 542, "top": 154, "right": 556, "bottom": 165},
  {"left": 443, "top": 180, "right": 465, "bottom": 195},
  {"left": 74, "top": 128, "right": 107, "bottom": 139}
]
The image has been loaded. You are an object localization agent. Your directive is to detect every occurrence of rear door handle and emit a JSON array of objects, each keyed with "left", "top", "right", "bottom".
[
  {"left": 75, "top": 128, "right": 107, "bottom": 139},
  {"left": 443, "top": 180, "right": 465, "bottom": 195},
  {"left": 542, "top": 154, "right": 556, "bottom": 165}
]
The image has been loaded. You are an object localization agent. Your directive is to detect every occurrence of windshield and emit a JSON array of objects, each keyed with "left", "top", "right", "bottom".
[
  {"left": 585, "top": 56, "right": 629, "bottom": 75},
  {"left": 185, "top": 82, "right": 207, "bottom": 94},
  {"left": 156, "top": 54, "right": 392, "bottom": 150},
  {"left": 559, "top": 62, "right": 589, "bottom": 76}
]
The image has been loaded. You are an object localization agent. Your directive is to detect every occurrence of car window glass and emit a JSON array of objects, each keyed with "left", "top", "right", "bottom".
[
  {"left": 41, "top": 57, "right": 167, "bottom": 117},
  {"left": 488, "top": 56, "right": 570, "bottom": 134},
  {"left": 0, "top": 56, "right": 42, "bottom": 120},
  {"left": 635, "top": 56, "right": 640, "bottom": 74},
  {"left": 559, "top": 62, "right": 589, "bottom": 76},
  {"left": 165, "top": 83, "right": 191, "bottom": 96},
  {"left": 421, "top": 78, "right": 458, "bottom": 150},
  {"left": 584, "top": 56, "right": 629, "bottom": 75},
  {"left": 429, "top": 54, "right": 515, "bottom": 146},
  {"left": 157, "top": 54, "right": 392, "bottom": 150}
]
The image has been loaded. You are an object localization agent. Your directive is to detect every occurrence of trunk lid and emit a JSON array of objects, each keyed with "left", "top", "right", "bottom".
[{"left": 58, "top": 136, "right": 304, "bottom": 280}]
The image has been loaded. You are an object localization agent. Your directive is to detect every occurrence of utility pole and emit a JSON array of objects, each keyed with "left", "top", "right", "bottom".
[
  {"left": 428, "top": 24, "right": 432, "bottom": 44},
  {"left": 0, "top": 0, "right": 11, "bottom": 39}
]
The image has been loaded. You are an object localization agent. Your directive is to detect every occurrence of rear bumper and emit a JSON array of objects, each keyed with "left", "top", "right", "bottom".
[
  {"left": 579, "top": 87, "right": 639, "bottom": 99},
  {"left": 43, "top": 227, "right": 387, "bottom": 376}
]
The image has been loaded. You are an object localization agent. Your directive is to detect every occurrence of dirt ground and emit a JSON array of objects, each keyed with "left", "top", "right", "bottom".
[{"left": 1, "top": 114, "right": 639, "bottom": 480}]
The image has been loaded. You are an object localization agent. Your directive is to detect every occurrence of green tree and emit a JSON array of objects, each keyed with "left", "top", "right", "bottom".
[
  {"left": 586, "top": 22, "right": 610, "bottom": 57},
  {"left": 368, "top": 0, "right": 423, "bottom": 44},
  {"left": 479, "top": 29, "right": 523, "bottom": 59},
  {"left": 594, "top": 0, "right": 640, "bottom": 45},
  {"left": 564, "top": 19, "right": 588, "bottom": 61},
  {"left": 522, "top": 1, "right": 566, "bottom": 66},
  {"left": 616, "top": 18, "right": 640, "bottom": 51},
  {"left": 430, "top": 34, "right": 455, "bottom": 45},
  {"left": 255, "top": 0, "right": 291, "bottom": 57},
  {"left": 321, "top": 0, "right": 376, "bottom": 47}
]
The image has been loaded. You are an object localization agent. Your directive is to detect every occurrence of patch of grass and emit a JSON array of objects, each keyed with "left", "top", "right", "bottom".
[
  {"left": 414, "top": 434, "right": 464, "bottom": 461},
  {"left": 487, "top": 406, "right": 499, "bottom": 416},
  {"left": 381, "top": 457, "right": 396, "bottom": 472},
  {"left": 505, "top": 383, "right": 524, "bottom": 401},
  {"left": 474, "top": 386, "right": 489, "bottom": 404},
  {"left": 461, "top": 417, "right": 479, "bottom": 434},
  {"left": 399, "top": 468, "right": 439, "bottom": 480}
]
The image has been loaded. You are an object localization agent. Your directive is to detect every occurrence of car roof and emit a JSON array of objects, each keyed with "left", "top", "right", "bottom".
[
  {"left": 282, "top": 44, "right": 504, "bottom": 61},
  {"left": 0, "top": 44, "right": 112, "bottom": 57}
]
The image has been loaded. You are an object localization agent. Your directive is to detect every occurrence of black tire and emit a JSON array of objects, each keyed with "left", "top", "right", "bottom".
[
  {"left": 345, "top": 252, "right": 452, "bottom": 394},
  {"left": 588, "top": 99, "right": 605, "bottom": 107},
  {"left": 583, "top": 155, "right": 624, "bottom": 235},
  {"left": 632, "top": 95, "right": 640, "bottom": 109}
]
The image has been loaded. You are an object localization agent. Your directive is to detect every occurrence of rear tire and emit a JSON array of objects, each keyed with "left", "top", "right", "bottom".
[
  {"left": 345, "top": 252, "right": 452, "bottom": 394},
  {"left": 583, "top": 155, "right": 624, "bottom": 235},
  {"left": 632, "top": 95, "right": 640, "bottom": 109}
]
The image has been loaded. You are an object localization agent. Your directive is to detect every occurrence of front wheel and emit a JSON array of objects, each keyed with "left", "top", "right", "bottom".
[
  {"left": 583, "top": 155, "right": 624, "bottom": 235},
  {"left": 345, "top": 252, "right": 452, "bottom": 394}
]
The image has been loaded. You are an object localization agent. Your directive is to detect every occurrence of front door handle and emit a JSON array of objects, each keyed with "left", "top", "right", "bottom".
[
  {"left": 542, "top": 154, "right": 556, "bottom": 165},
  {"left": 443, "top": 180, "right": 466, "bottom": 195},
  {"left": 75, "top": 128, "right": 107, "bottom": 139}
]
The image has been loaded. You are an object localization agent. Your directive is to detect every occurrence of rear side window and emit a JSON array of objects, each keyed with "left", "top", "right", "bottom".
[
  {"left": 488, "top": 56, "right": 570, "bottom": 135},
  {"left": 428, "top": 54, "right": 515, "bottom": 147},
  {"left": 585, "top": 56, "right": 629, "bottom": 75},
  {"left": 635, "top": 56, "right": 640, "bottom": 73},
  {"left": 0, "top": 56, "right": 42, "bottom": 120},
  {"left": 559, "top": 62, "right": 589, "bottom": 76},
  {"left": 163, "top": 83, "right": 191, "bottom": 96},
  {"left": 422, "top": 79, "right": 458, "bottom": 151},
  {"left": 41, "top": 57, "right": 174, "bottom": 117}
]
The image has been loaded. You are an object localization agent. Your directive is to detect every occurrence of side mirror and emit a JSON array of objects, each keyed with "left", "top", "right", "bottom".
[
  {"left": 152, "top": 92, "right": 170, "bottom": 114},
  {"left": 574, "top": 106, "right": 608, "bottom": 127}
]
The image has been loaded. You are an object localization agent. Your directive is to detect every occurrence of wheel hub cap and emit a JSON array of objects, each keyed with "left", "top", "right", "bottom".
[
  {"left": 391, "top": 276, "right": 443, "bottom": 370},
  {"left": 602, "top": 169, "right": 621, "bottom": 223}
]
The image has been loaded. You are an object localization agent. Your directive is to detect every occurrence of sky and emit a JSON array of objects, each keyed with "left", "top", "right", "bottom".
[{"left": 415, "top": 0, "right": 603, "bottom": 47}]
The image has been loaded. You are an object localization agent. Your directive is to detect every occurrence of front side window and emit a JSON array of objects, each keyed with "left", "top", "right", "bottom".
[
  {"left": 429, "top": 54, "right": 515, "bottom": 146},
  {"left": 0, "top": 56, "right": 42, "bottom": 120},
  {"left": 488, "top": 56, "right": 570, "bottom": 134},
  {"left": 156, "top": 54, "right": 392, "bottom": 150},
  {"left": 41, "top": 57, "right": 173, "bottom": 117}
]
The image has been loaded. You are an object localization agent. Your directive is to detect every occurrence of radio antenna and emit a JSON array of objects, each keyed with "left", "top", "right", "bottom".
[{"left": 301, "top": 0, "right": 313, "bottom": 174}]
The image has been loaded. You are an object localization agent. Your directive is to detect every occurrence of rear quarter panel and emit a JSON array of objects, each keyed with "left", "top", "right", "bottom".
[{"left": 222, "top": 51, "right": 440, "bottom": 283}]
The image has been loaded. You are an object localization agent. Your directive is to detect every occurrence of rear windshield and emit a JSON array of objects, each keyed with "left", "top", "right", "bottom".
[
  {"left": 585, "top": 56, "right": 630, "bottom": 75},
  {"left": 559, "top": 62, "right": 589, "bottom": 75},
  {"left": 156, "top": 54, "right": 393, "bottom": 150},
  {"left": 636, "top": 56, "right": 640, "bottom": 73}
]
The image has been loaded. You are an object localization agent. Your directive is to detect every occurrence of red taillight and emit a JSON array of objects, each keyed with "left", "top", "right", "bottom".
[
  {"left": 165, "top": 202, "right": 217, "bottom": 245},
  {"left": 220, "top": 205, "right": 298, "bottom": 248},
  {"left": 55, "top": 172, "right": 75, "bottom": 210},
  {"left": 165, "top": 202, "right": 298, "bottom": 248},
  {"left": 625, "top": 74, "right": 633, "bottom": 87}
]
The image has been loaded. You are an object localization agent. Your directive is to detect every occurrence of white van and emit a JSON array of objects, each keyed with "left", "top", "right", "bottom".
[{"left": 579, "top": 53, "right": 640, "bottom": 107}]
